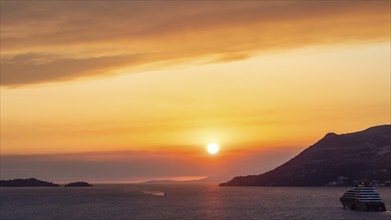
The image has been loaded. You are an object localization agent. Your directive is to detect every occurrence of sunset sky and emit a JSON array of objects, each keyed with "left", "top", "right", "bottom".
[{"left": 1, "top": 1, "right": 390, "bottom": 183}]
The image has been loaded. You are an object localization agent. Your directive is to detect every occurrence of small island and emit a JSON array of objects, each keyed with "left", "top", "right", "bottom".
[
  {"left": 64, "top": 181, "right": 93, "bottom": 187},
  {"left": 0, "top": 178, "right": 59, "bottom": 187}
]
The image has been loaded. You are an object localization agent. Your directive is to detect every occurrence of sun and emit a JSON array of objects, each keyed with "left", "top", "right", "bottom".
[{"left": 207, "top": 143, "right": 219, "bottom": 155}]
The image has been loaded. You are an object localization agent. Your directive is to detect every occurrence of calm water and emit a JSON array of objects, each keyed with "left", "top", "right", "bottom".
[{"left": 1, "top": 184, "right": 390, "bottom": 220}]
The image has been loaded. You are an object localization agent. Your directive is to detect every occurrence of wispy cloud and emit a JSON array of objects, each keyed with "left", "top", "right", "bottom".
[
  {"left": 1, "top": 1, "right": 389, "bottom": 86},
  {"left": 1, "top": 53, "right": 147, "bottom": 86}
]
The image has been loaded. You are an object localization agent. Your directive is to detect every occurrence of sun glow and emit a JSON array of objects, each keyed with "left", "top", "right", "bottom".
[{"left": 207, "top": 143, "right": 219, "bottom": 155}]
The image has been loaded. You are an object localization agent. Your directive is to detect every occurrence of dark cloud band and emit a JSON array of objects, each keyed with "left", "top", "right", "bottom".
[{"left": 1, "top": 1, "right": 389, "bottom": 87}]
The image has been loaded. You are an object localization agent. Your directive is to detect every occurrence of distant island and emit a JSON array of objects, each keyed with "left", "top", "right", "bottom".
[
  {"left": 141, "top": 178, "right": 209, "bottom": 184},
  {"left": 64, "top": 181, "right": 93, "bottom": 187},
  {"left": 0, "top": 178, "right": 59, "bottom": 187},
  {"left": 220, "top": 125, "right": 391, "bottom": 187},
  {"left": 141, "top": 180, "right": 185, "bottom": 184},
  {"left": 0, "top": 178, "right": 93, "bottom": 187}
]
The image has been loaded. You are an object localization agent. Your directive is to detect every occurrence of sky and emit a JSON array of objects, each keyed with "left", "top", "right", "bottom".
[{"left": 0, "top": 1, "right": 390, "bottom": 183}]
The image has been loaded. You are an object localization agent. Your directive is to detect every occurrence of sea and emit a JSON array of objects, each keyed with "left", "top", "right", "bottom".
[{"left": 1, "top": 184, "right": 390, "bottom": 220}]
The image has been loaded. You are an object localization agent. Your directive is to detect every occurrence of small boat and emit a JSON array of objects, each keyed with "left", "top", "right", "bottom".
[
  {"left": 142, "top": 190, "right": 166, "bottom": 196},
  {"left": 340, "top": 184, "right": 386, "bottom": 211}
]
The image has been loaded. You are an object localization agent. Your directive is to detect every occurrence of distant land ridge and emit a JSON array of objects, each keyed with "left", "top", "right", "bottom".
[
  {"left": 220, "top": 125, "right": 391, "bottom": 187},
  {"left": 0, "top": 178, "right": 59, "bottom": 187}
]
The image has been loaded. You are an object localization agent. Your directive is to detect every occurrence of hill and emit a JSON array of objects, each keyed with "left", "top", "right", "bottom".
[{"left": 220, "top": 125, "right": 391, "bottom": 186}]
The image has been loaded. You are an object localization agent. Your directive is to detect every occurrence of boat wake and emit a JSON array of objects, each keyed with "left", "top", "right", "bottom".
[{"left": 142, "top": 190, "right": 167, "bottom": 196}]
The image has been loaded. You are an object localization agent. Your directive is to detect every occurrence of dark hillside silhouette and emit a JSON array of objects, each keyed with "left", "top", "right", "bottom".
[{"left": 221, "top": 125, "right": 391, "bottom": 186}]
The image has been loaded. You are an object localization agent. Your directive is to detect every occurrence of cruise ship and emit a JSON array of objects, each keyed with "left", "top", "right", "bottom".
[{"left": 340, "top": 184, "right": 386, "bottom": 211}]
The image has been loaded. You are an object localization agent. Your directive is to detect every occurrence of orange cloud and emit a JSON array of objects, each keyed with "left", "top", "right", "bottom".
[{"left": 1, "top": 1, "right": 389, "bottom": 86}]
